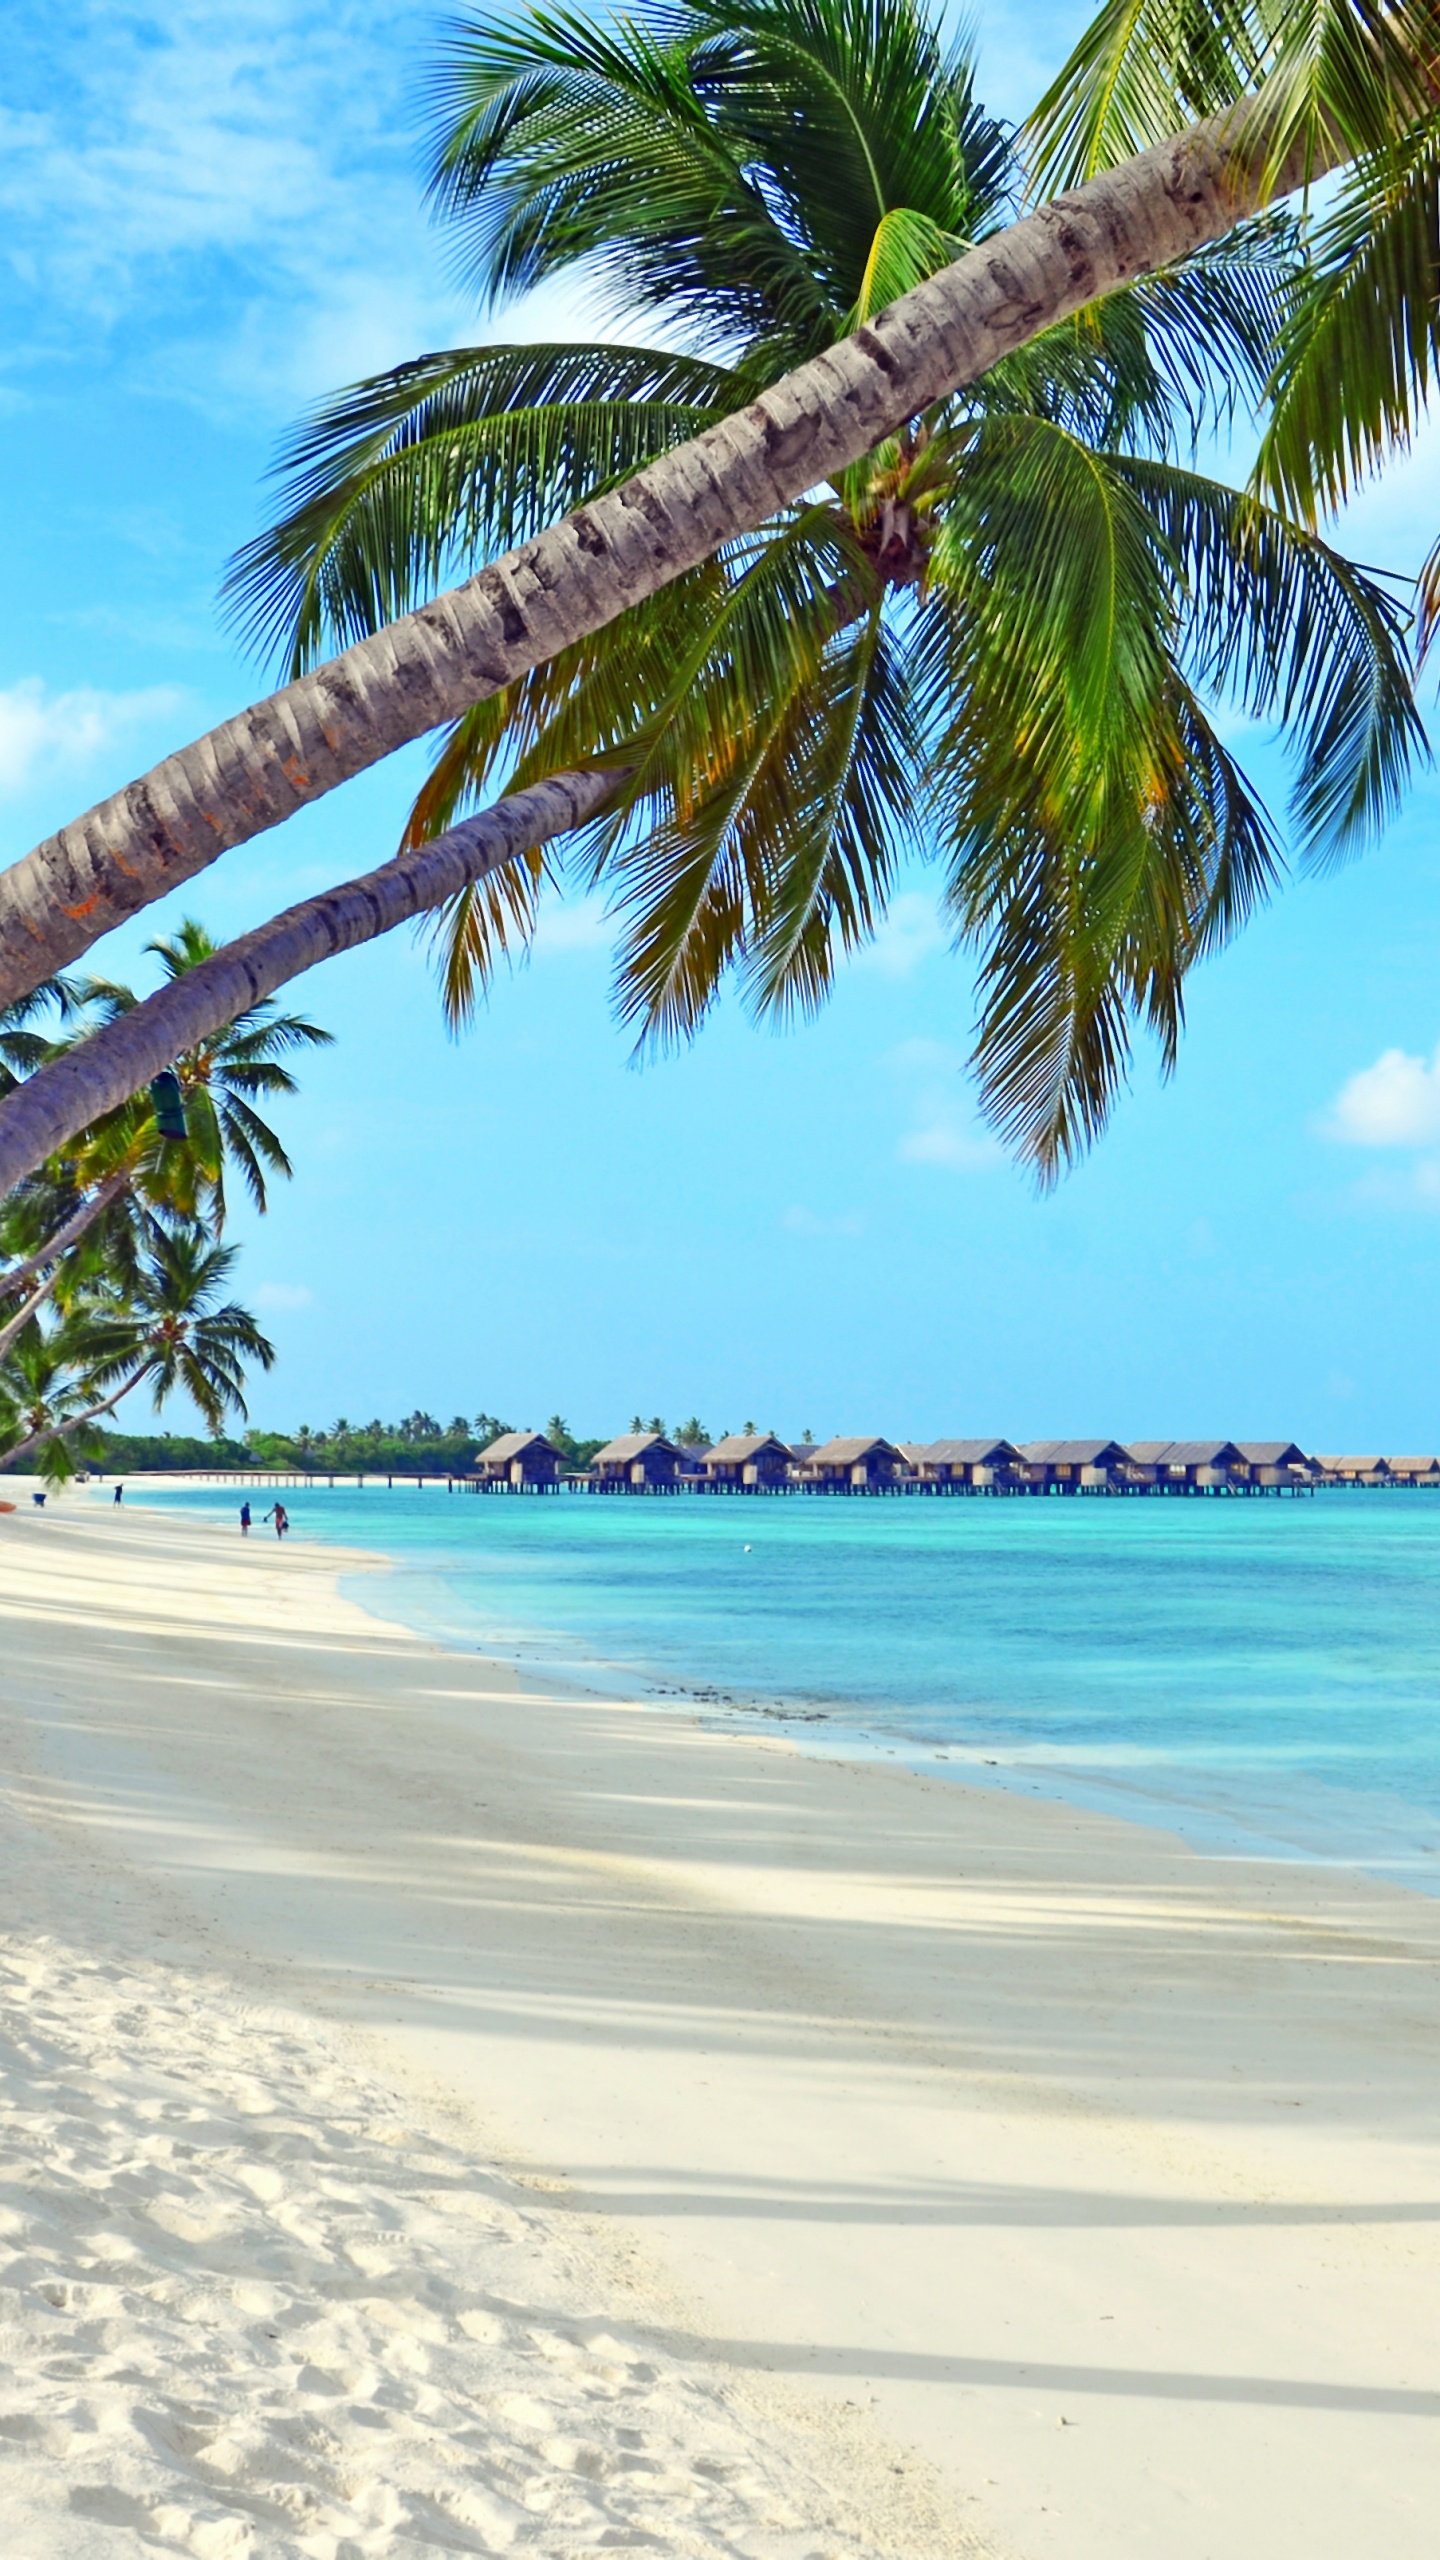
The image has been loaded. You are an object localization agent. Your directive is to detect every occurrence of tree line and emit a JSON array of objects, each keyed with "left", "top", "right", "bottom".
[{"left": 85, "top": 1416, "right": 822, "bottom": 1476}]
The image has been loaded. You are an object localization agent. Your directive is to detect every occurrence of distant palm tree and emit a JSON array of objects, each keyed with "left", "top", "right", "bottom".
[
  {"left": 0, "top": 1309, "right": 107, "bottom": 1487},
  {"left": 84, "top": 919, "right": 333, "bottom": 1225},
  {"left": 0, "top": 1230, "right": 274, "bottom": 1476},
  {"left": 229, "top": 0, "right": 1421, "bottom": 1172},
  {"left": 0, "top": 928, "right": 329, "bottom": 1361},
  {"left": 0, "top": 979, "right": 87, "bottom": 1099}
]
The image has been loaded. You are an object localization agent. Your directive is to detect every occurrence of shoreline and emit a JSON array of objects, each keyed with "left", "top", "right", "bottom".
[
  {"left": 93, "top": 1474, "right": 1440, "bottom": 1901},
  {"left": 5, "top": 1500, "right": 1440, "bottom": 2558}
]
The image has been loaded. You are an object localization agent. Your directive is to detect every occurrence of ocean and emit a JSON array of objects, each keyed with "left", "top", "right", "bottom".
[{"left": 116, "top": 1480, "right": 1440, "bottom": 1889}]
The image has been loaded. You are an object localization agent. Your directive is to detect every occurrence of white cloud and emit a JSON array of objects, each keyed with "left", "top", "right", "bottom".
[
  {"left": 530, "top": 896, "right": 612, "bottom": 958},
  {"left": 885, "top": 1036, "right": 965, "bottom": 1074},
  {"left": 0, "top": 3, "right": 475, "bottom": 419},
  {"left": 855, "top": 892, "right": 949, "bottom": 980},
  {"left": 253, "top": 1280, "right": 314, "bottom": 1311},
  {"left": 1322, "top": 1043, "right": 1440, "bottom": 1147},
  {"left": 0, "top": 677, "right": 182, "bottom": 798},
  {"left": 886, "top": 1034, "right": 1002, "bottom": 1173},
  {"left": 781, "top": 1205, "right": 864, "bottom": 1237},
  {"left": 899, "top": 1121, "right": 1002, "bottom": 1170},
  {"left": 1343, "top": 1157, "right": 1440, "bottom": 1211}
]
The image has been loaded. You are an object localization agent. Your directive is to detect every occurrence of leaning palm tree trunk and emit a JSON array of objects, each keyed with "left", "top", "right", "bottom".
[
  {"left": 0, "top": 98, "right": 1335, "bottom": 1012},
  {"left": 0, "top": 769, "right": 620, "bottom": 1196}
]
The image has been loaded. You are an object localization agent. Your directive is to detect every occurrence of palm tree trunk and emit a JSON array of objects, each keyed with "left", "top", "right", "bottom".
[
  {"left": 0, "top": 99, "right": 1335, "bottom": 1011},
  {"left": 0, "top": 1367, "right": 147, "bottom": 1473},
  {"left": 0, "top": 1164, "right": 133, "bottom": 1310},
  {"left": 0, "top": 767, "right": 622, "bottom": 1197}
]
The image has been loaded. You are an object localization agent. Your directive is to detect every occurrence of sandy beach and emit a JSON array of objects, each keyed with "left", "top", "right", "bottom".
[{"left": 2, "top": 1500, "right": 1438, "bottom": 2558}]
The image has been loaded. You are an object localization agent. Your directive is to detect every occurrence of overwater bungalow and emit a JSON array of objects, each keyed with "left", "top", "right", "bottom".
[
  {"left": 794, "top": 1436, "right": 907, "bottom": 1492},
  {"left": 1314, "top": 1453, "right": 1389, "bottom": 1485},
  {"left": 702, "top": 1433, "right": 793, "bottom": 1490},
  {"left": 899, "top": 1438, "right": 1021, "bottom": 1490},
  {"left": 1384, "top": 1455, "right": 1440, "bottom": 1484},
  {"left": 1123, "top": 1439, "right": 1242, "bottom": 1490},
  {"left": 591, "top": 1431, "right": 686, "bottom": 1490},
  {"left": 1015, "top": 1439, "right": 1129, "bottom": 1492},
  {"left": 1232, "top": 1441, "right": 1313, "bottom": 1487},
  {"left": 472, "top": 1429, "right": 565, "bottom": 1491}
]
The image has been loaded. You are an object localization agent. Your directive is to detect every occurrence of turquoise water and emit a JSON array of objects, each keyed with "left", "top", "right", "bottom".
[{"left": 117, "top": 1482, "right": 1440, "bottom": 1887}]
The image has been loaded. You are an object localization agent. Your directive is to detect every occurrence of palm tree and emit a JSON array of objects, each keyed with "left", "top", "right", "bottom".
[
  {"left": 0, "top": 1309, "right": 109, "bottom": 1489},
  {"left": 0, "top": 0, "right": 1431, "bottom": 1031},
  {"left": 219, "top": 0, "right": 1418, "bottom": 1170},
  {"left": 82, "top": 919, "right": 332, "bottom": 1225},
  {"left": 0, "top": 1229, "right": 275, "bottom": 1477},
  {"left": 0, "top": 978, "right": 87, "bottom": 1098},
  {"left": 3, "top": 0, "right": 1440, "bottom": 1190},
  {"left": 0, "top": 931, "right": 327, "bottom": 1359}
]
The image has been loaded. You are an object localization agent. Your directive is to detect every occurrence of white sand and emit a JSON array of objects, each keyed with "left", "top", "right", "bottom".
[{"left": 2, "top": 1499, "right": 1439, "bottom": 2559}]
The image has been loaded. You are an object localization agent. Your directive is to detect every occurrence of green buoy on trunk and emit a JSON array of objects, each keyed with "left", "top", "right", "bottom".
[{"left": 149, "top": 1069, "right": 189, "bottom": 1142}]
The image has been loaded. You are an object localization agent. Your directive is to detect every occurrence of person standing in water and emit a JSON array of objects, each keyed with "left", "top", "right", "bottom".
[
  {"left": 114, "top": 1483, "right": 124, "bottom": 1505},
  {"left": 263, "top": 1502, "right": 289, "bottom": 1539},
  {"left": 239, "top": 1501, "right": 251, "bottom": 1535}
]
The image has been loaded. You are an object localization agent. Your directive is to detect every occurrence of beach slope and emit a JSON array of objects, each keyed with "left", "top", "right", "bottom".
[{"left": 2, "top": 1502, "right": 1438, "bottom": 2559}]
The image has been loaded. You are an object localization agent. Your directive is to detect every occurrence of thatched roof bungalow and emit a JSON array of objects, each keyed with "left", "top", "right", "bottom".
[
  {"left": 1386, "top": 1454, "right": 1440, "bottom": 1483},
  {"left": 1233, "top": 1441, "right": 1312, "bottom": 1485},
  {"left": 1123, "top": 1439, "right": 1242, "bottom": 1488},
  {"left": 591, "top": 1431, "right": 685, "bottom": 1489},
  {"left": 794, "top": 1435, "right": 906, "bottom": 1490},
  {"left": 473, "top": 1429, "right": 565, "bottom": 1490},
  {"left": 1313, "top": 1453, "right": 1388, "bottom": 1485},
  {"left": 899, "top": 1438, "right": 1021, "bottom": 1487},
  {"left": 1015, "top": 1439, "right": 1129, "bottom": 1491},
  {"left": 703, "top": 1433, "right": 792, "bottom": 1489}
]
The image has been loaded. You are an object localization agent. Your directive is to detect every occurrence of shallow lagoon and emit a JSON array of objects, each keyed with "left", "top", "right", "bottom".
[{"left": 125, "top": 1481, "right": 1440, "bottom": 1886}]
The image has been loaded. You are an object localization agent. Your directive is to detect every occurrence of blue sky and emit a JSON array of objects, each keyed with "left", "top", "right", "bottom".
[{"left": 6, "top": 0, "right": 1440, "bottom": 1448}]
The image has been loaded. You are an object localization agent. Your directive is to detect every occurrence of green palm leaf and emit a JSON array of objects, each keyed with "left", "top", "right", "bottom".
[
  {"left": 225, "top": 342, "right": 744, "bottom": 675},
  {"left": 1257, "top": 118, "right": 1440, "bottom": 522},
  {"left": 1025, "top": 0, "right": 1436, "bottom": 201},
  {"left": 1112, "top": 456, "right": 1426, "bottom": 851}
]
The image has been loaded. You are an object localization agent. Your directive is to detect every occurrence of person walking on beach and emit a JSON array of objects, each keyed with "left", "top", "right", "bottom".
[
  {"left": 239, "top": 1500, "right": 251, "bottom": 1535},
  {"left": 264, "top": 1501, "right": 289, "bottom": 1540},
  {"left": 113, "top": 1483, "right": 123, "bottom": 1505}
]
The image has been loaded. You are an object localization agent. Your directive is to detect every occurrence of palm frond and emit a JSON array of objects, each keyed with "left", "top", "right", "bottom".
[
  {"left": 954, "top": 683, "right": 1281, "bottom": 1175},
  {"left": 978, "top": 217, "right": 1301, "bottom": 460},
  {"left": 1025, "top": 0, "right": 1437, "bottom": 202},
  {"left": 1258, "top": 117, "right": 1440, "bottom": 521},
  {"left": 1025, "top": 0, "right": 1261, "bottom": 195},
  {"left": 1114, "top": 456, "right": 1426, "bottom": 855},
  {"left": 224, "top": 341, "right": 743, "bottom": 673},
  {"left": 844, "top": 205, "right": 970, "bottom": 330}
]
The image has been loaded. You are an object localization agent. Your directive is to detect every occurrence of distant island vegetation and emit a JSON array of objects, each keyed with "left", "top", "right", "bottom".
[{"left": 88, "top": 1413, "right": 735, "bottom": 1478}]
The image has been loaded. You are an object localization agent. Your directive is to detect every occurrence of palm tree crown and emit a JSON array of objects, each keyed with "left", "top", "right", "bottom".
[
  {"left": 228, "top": 0, "right": 1423, "bottom": 1175},
  {"left": 82, "top": 919, "right": 333, "bottom": 1224},
  {"left": 78, "top": 1228, "right": 276, "bottom": 1436}
]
